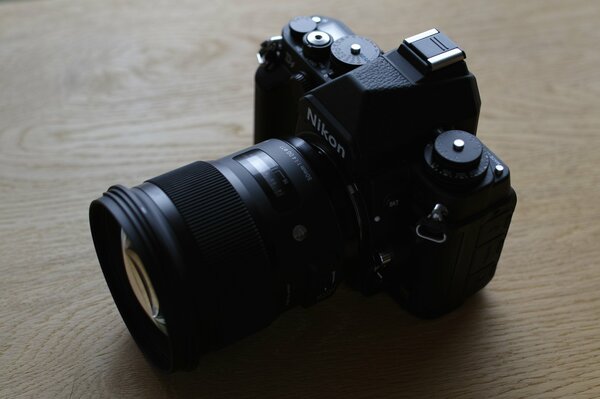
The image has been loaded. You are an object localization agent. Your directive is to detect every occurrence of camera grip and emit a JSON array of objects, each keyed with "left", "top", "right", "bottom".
[{"left": 394, "top": 190, "right": 517, "bottom": 318}]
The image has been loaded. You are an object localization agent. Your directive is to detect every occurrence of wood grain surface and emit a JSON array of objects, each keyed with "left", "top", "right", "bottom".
[{"left": 1, "top": 0, "right": 599, "bottom": 398}]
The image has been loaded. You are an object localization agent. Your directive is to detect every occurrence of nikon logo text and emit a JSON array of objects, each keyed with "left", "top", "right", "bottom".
[{"left": 307, "top": 107, "right": 346, "bottom": 159}]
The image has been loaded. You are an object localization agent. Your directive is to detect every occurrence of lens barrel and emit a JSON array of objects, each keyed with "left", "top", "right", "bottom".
[{"left": 90, "top": 138, "right": 355, "bottom": 371}]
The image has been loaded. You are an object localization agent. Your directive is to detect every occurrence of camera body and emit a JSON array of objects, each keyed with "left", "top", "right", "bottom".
[
  {"left": 88, "top": 15, "right": 519, "bottom": 370},
  {"left": 255, "top": 16, "right": 516, "bottom": 317}
]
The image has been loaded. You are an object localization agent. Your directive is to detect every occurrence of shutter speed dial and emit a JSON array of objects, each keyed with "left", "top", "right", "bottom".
[{"left": 330, "top": 35, "right": 380, "bottom": 75}]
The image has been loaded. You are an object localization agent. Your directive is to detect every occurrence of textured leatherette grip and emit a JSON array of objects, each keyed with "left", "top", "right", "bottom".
[
  {"left": 147, "top": 161, "right": 268, "bottom": 270},
  {"left": 352, "top": 56, "right": 410, "bottom": 91}
]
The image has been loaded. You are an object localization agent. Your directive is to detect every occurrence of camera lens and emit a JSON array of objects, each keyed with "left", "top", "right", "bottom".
[
  {"left": 89, "top": 138, "right": 357, "bottom": 371},
  {"left": 121, "top": 229, "right": 168, "bottom": 335}
]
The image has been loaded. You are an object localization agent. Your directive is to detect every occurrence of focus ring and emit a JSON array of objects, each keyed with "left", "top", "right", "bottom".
[{"left": 148, "top": 161, "right": 268, "bottom": 272}]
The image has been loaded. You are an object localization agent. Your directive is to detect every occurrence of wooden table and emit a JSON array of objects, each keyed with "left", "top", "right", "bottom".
[{"left": 1, "top": 0, "right": 599, "bottom": 397}]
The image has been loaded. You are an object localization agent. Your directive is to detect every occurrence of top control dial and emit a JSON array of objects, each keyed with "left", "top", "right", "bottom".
[{"left": 330, "top": 35, "right": 380, "bottom": 75}]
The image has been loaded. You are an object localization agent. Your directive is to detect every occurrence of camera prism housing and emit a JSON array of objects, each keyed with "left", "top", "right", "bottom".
[{"left": 254, "top": 16, "right": 516, "bottom": 317}]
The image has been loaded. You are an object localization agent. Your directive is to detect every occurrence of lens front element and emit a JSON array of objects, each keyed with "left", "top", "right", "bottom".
[{"left": 121, "top": 229, "right": 168, "bottom": 335}]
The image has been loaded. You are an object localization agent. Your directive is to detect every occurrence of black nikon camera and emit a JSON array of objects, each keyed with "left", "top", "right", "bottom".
[{"left": 89, "top": 15, "right": 516, "bottom": 371}]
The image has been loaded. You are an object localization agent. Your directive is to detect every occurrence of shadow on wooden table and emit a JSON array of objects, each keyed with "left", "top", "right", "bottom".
[{"left": 107, "top": 286, "right": 503, "bottom": 398}]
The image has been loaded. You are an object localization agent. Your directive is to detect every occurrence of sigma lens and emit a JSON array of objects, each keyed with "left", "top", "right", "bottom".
[{"left": 89, "top": 137, "right": 357, "bottom": 371}]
